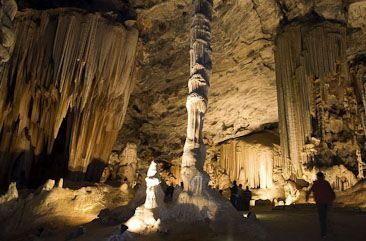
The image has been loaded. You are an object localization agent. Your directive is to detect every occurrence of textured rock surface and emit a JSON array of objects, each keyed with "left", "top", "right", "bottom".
[
  {"left": 118, "top": 0, "right": 366, "bottom": 165},
  {"left": 0, "top": 182, "right": 133, "bottom": 240},
  {"left": 0, "top": 0, "right": 17, "bottom": 62},
  {"left": 276, "top": 21, "right": 363, "bottom": 177},
  {"left": 0, "top": 8, "right": 138, "bottom": 187}
]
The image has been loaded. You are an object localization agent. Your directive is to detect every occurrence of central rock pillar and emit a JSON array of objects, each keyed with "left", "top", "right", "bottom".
[{"left": 181, "top": 0, "right": 212, "bottom": 196}]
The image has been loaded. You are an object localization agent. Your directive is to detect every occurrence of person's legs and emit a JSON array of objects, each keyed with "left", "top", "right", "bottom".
[{"left": 317, "top": 204, "right": 328, "bottom": 237}]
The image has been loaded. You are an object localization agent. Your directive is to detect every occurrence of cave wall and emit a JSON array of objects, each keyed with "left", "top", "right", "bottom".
[
  {"left": 275, "top": 21, "right": 364, "bottom": 178},
  {"left": 0, "top": 0, "right": 17, "bottom": 63},
  {"left": 0, "top": 9, "right": 138, "bottom": 188}
]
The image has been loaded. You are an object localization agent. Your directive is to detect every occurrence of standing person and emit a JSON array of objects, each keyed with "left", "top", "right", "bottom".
[
  {"left": 236, "top": 184, "right": 245, "bottom": 211},
  {"left": 243, "top": 186, "right": 252, "bottom": 212},
  {"left": 306, "top": 172, "right": 336, "bottom": 239},
  {"left": 230, "top": 181, "right": 238, "bottom": 208}
]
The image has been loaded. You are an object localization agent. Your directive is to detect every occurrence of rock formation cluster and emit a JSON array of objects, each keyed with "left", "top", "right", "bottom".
[
  {"left": 0, "top": 8, "right": 138, "bottom": 187},
  {"left": 276, "top": 21, "right": 364, "bottom": 178}
]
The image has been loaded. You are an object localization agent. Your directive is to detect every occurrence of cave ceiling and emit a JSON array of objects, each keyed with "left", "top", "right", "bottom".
[
  {"left": 18, "top": 0, "right": 366, "bottom": 162},
  {"left": 116, "top": 0, "right": 366, "bottom": 162}
]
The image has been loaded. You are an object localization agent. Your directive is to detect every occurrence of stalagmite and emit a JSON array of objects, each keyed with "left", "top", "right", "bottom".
[
  {"left": 124, "top": 161, "right": 164, "bottom": 234},
  {"left": 275, "top": 22, "right": 363, "bottom": 178},
  {"left": 180, "top": 0, "right": 212, "bottom": 195},
  {"left": 0, "top": 9, "right": 138, "bottom": 187}
]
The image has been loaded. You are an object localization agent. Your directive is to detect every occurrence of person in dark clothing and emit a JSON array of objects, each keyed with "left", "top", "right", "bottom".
[
  {"left": 236, "top": 184, "right": 245, "bottom": 211},
  {"left": 242, "top": 186, "right": 252, "bottom": 211},
  {"left": 230, "top": 181, "right": 238, "bottom": 207},
  {"left": 306, "top": 172, "right": 336, "bottom": 239},
  {"left": 164, "top": 184, "right": 175, "bottom": 202}
]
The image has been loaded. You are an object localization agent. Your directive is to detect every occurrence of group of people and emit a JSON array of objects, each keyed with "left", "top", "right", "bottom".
[
  {"left": 229, "top": 181, "right": 252, "bottom": 211},
  {"left": 227, "top": 172, "right": 335, "bottom": 239}
]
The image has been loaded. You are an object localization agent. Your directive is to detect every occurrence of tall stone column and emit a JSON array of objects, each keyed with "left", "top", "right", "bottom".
[
  {"left": 181, "top": 0, "right": 212, "bottom": 195},
  {"left": 275, "top": 22, "right": 363, "bottom": 178}
]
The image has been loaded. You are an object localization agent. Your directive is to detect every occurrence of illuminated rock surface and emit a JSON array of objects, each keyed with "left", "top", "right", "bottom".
[
  {"left": 0, "top": 0, "right": 366, "bottom": 241},
  {"left": 0, "top": 8, "right": 138, "bottom": 187}
]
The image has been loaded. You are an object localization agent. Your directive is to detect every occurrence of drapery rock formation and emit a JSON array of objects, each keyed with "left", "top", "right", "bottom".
[
  {"left": 0, "top": 8, "right": 138, "bottom": 188},
  {"left": 219, "top": 131, "right": 279, "bottom": 189},
  {"left": 275, "top": 21, "right": 364, "bottom": 178}
]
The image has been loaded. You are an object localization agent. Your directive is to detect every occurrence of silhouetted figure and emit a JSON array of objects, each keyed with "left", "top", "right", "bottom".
[
  {"left": 164, "top": 184, "right": 174, "bottom": 202},
  {"left": 180, "top": 181, "right": 184, "bottom": 189},
  {"left": 236, "top": 184, "right": 245, "bottom": 211},
  {"left": 230, "top": 181, "right": 238, "bottom": 207},
  {"left": 243, "top": 186, "right": 252, "bottom": 211},
  {"left": 306, "top": 172, "right": 336, "bottom": 239}
]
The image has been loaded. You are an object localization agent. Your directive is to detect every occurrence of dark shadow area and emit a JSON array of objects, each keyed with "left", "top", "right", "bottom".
[
  {"left": 16, "top": 0, "right": 137, "bottom": 22},
  {"left": 86, "top": 159, "right": 107, "bottom": 182},
  {"left": 28, "top": 115, "right": 70, "bottom": 189}
]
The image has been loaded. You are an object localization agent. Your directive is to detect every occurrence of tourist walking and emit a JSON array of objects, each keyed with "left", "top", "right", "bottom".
[{"left": 306, "top": 172, "right": 336, "bottom": 239}]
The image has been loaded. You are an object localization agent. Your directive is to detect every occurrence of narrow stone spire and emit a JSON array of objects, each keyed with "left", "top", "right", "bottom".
[{"left": 181, "top": 0, "right": 213, "bottom": 195}]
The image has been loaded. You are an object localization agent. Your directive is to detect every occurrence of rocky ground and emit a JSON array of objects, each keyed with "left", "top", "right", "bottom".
[{"left": 7, "top": 204, "right": 366, "bottom": 241}]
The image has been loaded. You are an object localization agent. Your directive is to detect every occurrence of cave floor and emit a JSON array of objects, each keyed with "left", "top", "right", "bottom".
[
  {"left": 12, "top": 205, "right": 366, "bottom": 241},
  {"left": 255, "top": 205, "right": 366, "bottom": 241}
]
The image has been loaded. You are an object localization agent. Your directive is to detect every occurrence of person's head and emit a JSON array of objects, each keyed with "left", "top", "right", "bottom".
[
  {"left": 124, "top": 177, "right": 128, "bottom": 182},
  {"left": 233, "top": 180, "right": 237, "bottom": 185},
  {"left": 246, "top": 186, "right": 249, "bottom": 190},
  {"left": 219, "top": 189, "right": 223, "bottom": 194},
  {"left": 239, "top": 184, "right": 242, "bottom": 188},
  {"left": 316, "top": 172, "right": 325, "bottom": 180},
  {"left": 120, "top": 224, "right": 128, "bottom": 234},
  {"left": 170, "top": 183, "right": 174, "bottom": 187}
]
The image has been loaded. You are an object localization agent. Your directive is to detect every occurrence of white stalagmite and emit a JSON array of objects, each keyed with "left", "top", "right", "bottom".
[{"left": 124, "top": 161, "right": 164, "bottom": 234}]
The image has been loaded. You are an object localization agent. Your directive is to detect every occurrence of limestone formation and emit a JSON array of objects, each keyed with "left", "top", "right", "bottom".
[
  {"left": 124, "top": 161, "right": 164, "bottom": 234},
  {"left": 0, "top": 183, "right": 131, "bottom": 240},
  {"left": 219, "top": 132, "right": 279, "bottom": 189},
  {"left": 0, "top": 0, "right": 17, "bottom": 63},
  {"left": 275, "top": 21, "right": 364, "bottom": 178},
  {"left": 101, "top": 143, "right": 139, "bottom": 184},
  {"left": 0, "top": 9, "right": 138, "bottom": 187},
  {"left": 180, "top": 0, "right": 213, "bottom": 196}
]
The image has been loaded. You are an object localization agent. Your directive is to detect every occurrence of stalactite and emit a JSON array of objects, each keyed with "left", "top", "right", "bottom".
[
  {"left": 220, "top": 139, "right": 274, "bottom": 189},
  {"left": 275, "top": 22, "right": 364, "bottom": 178},
  {"left": 0, "top": 9, "right": 138, "bottom": 187}
]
